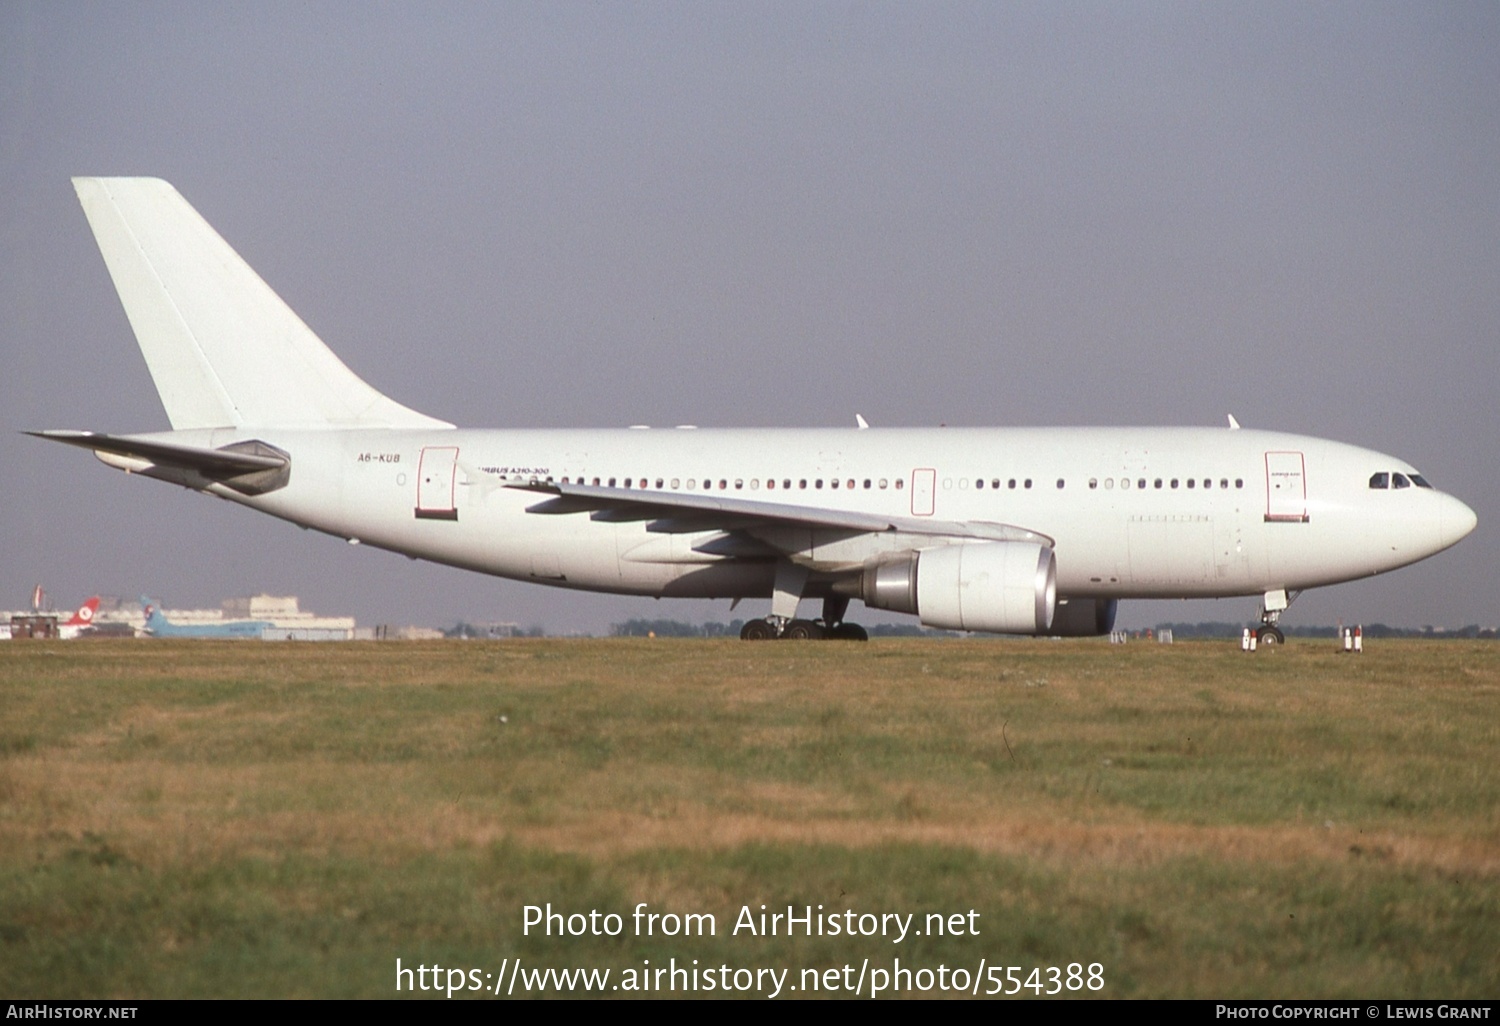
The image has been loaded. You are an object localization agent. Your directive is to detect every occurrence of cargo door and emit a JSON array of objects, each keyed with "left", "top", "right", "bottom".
[{"left": 415, "top": 446, "right": 460, "bottom": 520}]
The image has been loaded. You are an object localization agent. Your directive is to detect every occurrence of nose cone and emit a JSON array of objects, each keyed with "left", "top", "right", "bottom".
[{"left": 1440, "top": 493, "right": 1479, "bottom": 551}]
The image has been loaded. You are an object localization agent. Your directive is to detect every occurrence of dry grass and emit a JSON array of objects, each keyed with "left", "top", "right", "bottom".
[{"left": 1, "top": 637, "right": 1496, "bottom": 998}]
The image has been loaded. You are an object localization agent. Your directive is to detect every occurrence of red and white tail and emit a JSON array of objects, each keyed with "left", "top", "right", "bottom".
[{"left": 64, "top": 596, "right": 100, "bottom": 626}]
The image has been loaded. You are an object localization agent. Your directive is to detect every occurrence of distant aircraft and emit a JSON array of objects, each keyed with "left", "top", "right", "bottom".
[
  {"left": 140, "top": 598, "right": 274, "bottom": 639},
  {"left": 58, "top": 596, "right": 101, "bottom": 640},
  {"left": 33, "top": 178, "right": 1478, "bottom": 642}
]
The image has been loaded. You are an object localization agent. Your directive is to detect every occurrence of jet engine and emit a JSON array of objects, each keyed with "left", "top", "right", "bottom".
[
  {"left": 1048, "top": 597, "right": 1118, "bottom": 637},
  {"left": 854, "top": 542, "right": 1056, "bottom": 634}
]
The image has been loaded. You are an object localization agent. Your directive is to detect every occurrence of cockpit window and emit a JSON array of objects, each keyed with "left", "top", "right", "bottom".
[
  {"left": 1369, "top": 472, "right": 1389, "bottom": 489},
  {"left": 1393, "top": 473, "right": 1411, "bottom": 489},
  {"left": 1410, "top": 474, "right": 1433, "bottom": 489}
]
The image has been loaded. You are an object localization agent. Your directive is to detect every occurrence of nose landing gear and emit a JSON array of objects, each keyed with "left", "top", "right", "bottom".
[{"left": 1249, "top": 588, "right": 1298, "bottom": 648}]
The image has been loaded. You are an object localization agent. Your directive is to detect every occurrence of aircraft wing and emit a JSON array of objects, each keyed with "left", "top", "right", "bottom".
[
  {"left": 28, "top": 430, "right": 291, "bottom": 495},
  {"left": 508, "top": 480, "right": 1052, "bottom": 546}
]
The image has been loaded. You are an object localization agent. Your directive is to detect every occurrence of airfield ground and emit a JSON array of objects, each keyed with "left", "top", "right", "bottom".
[{"left": 1, "top": 638, "right": 1495, "bottom": 999}]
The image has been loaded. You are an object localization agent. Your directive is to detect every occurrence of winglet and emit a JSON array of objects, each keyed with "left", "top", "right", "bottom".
[
  {"left": 855, "top": 414, "right": 869, "bottom": 430},
  {"left": 1227, "top": 414, "right": 1241, "bottom": 430}
]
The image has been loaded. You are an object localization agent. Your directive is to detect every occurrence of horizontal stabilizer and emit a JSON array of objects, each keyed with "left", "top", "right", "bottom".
[{"left": 28, "top": 430, "right": 291, "bottom": 495}]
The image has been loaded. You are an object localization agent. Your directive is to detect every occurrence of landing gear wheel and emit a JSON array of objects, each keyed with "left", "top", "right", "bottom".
[
  {"left": 740, "top": 618, "right": 775, "bottom": 641},
  {"left": 783, "top": 619, "right": 826, "bottom": 640},
  {"left": 1257, "top": 625, "right": 1285, "bottom": 646},
  {"left": 828, "top": 623, "right": 869, "bottom": 641}
]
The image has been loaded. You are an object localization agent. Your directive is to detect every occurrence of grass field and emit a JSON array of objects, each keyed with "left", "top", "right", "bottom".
[{"left": 1, "top": 637, "right": 1496, "bottom": 999}]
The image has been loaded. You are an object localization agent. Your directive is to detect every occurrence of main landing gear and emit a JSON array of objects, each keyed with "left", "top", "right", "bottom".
[
  {"left": 739, "top": 593, "right": 869, "bottom": 641},
  {"left": 739, "top": 617, "right": 869, "bottom": 641}
]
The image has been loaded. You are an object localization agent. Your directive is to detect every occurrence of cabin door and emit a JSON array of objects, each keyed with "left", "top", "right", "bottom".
[
  {"left": 415, "top": 446, "right": 460, "bottom": 520},
  {"left": 1264, "top": 451, "right": 1308, "bottom": 523}
]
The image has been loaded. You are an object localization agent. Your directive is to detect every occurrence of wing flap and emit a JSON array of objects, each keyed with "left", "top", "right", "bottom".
[{"left": 508, "top": 480, "right": 1052, "bottom": 546}]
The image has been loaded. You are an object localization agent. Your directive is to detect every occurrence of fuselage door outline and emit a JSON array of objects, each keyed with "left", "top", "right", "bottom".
[
  {"left": 416, "top": 446, "right": 460, "bottom": 520},
  {"left": 911, "top": 468, "right": 936, "bottom": 517},
  {"left": 1264, "top": 450, "right": 1308, "bottom": 523}
]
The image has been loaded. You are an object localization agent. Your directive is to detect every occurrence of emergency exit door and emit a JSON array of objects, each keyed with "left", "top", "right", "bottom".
[{"left": 911, "top": 468, "right": 936, "bottom": 516}]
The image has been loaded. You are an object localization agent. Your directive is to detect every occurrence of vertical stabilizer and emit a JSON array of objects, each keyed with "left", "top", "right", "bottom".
[{"left": 72, "top": 177, "right": 452, "bottom": 430}]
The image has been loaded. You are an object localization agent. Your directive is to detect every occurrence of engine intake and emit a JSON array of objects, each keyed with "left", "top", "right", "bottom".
[{"left": 857, "top": 542, "right": 1057, "bottom": 634}]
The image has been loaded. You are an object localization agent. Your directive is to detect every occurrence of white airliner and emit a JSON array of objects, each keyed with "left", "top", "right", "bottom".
[{"left": 33, "top": 178, "right": 1477, "bottom": 642}]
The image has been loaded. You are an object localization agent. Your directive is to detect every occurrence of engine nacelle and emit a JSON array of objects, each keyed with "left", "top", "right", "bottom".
[
  {"left": 1048, "top": 597, "right": 1118, "bottom": 637},
  {"left": 858, "top": 542, "right": 1057, "bottom": 634}
]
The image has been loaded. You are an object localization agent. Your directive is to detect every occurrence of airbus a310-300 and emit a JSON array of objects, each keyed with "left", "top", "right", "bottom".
[{"left": 33, "top": 178, "right": 1477, "bottom": 642}]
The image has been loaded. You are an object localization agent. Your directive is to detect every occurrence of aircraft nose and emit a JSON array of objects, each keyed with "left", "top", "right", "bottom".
[{"left": 1440, "top": 493, "right": 1478, "bottom": 551}]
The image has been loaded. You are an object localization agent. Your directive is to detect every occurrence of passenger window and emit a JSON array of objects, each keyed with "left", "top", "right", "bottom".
[
  {"left": 1008, "top": 479, "right": 1017, "bottom": 489},
  {"left": 895, "top": 479, "right": 904, "bottom": 490},
  {"left": 1369, "top": 472, "right": 1389, "bottom": 489},
  {"left": 1056, "top": 479, "right": 1065, "bottom": 489},
  {"left": 1170, "top": 479, "right": 1178, "bottom": 489},
  {"left": 1235, "top": 479, "right": 1244, "bottom": 488},
  {"left": 1089, "top": 478, "right": 1098, "bottom": 489},
  {"left": 879, "top": 479, "right": 888, "bottom": 489},
  {"left": 1121, "top": 478, "right": 1131, "bottom": 490},
  {"left": 1138, "top": 479, "right": 1147, "bottom": 490},
  {"left": 1187, "top": 479, "right": 1195, "bottom": 489},
  {"left": 1154, "top": 479, "right": 1163, "bottom": 489},
  {"left": 1220, "top": 479, "right": 1228, "bottom": 489},
  {"left": 766, "top": 479, "right": 775, "bottom": 490},
  {"left": 975, "top": 478, "right": 984, "bottom": 489},
  {"left": 1024, "top": 479, "right": 1032, "bottom": 489}
]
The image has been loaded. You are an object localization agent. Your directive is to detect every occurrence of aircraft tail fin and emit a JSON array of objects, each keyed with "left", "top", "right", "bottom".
[
  {"left": 72, "top": 177, "right": 453, "bottom": 431},
  {"left": 64, "top": 597, "right": 100, "bottom": 627}
]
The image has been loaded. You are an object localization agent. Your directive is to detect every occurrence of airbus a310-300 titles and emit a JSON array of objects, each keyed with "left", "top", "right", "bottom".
[{"left": 32, "top": 179, "right": 1477, "bottom": 642}]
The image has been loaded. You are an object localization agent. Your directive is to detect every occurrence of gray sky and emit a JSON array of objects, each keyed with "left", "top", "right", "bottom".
[{"left": 3, "top": 2, "right": 1496, "bottom": 633}]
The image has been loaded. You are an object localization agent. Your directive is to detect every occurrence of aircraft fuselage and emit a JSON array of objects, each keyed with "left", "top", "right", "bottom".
[{"left": 137, "top": 424, "right": 1472, "bottom": 605}]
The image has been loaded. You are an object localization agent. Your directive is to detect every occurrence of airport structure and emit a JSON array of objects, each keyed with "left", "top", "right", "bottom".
[{"left": 1, "top": 594, "right": 355, "bottom": 641}]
